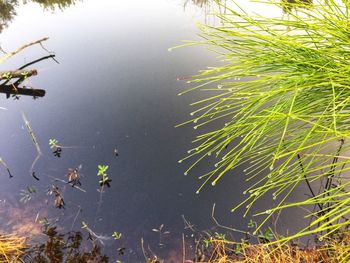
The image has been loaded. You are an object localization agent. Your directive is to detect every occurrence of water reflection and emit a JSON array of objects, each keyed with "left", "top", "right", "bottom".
[
  {"left": 0, "top": 0, "right": 79, "bottom": 33},
  {"left": 184, "top": 0, "right": 221, "bottom": 8},
  {"left": 31, "top": 0, "right": 80, "bottom": 10},
  {"left": 282, "top": 0, "right": 313, "bottom": 13},
  {"left": 0, "top": 0, "right": 17, "bottom": 33},
  {"left": 184, "top": 0, "right": 313, "bottom": 14}
]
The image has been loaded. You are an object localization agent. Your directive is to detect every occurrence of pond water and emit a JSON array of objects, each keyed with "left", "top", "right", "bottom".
[{"left": 0, "top": 0, "right": 307, "bottom": 261}]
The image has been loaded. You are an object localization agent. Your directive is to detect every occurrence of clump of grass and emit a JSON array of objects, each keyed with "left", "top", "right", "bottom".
[
  {"left": 0, "top": 234, "right": 27, "bottom": 262},
  {"left": 177, "top": 0, "right": 350, "bottom": 245}
]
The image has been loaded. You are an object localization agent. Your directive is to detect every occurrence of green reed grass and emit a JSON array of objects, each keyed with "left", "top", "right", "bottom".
[{"left": 177, "top": 0, "right": 350, "bottom": 244}]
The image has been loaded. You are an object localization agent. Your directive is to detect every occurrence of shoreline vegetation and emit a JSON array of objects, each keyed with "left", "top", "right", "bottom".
[
  {"left": 1, "top": 227, "right": 350, "bottom": 262},
  {"left": 174, "top": 0, "right": 350, "bottom": 262}
]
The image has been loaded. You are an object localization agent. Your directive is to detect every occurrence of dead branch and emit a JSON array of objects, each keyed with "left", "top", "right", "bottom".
[
  {"left": 0, "top": 85, "right": 45, "bottom": 98},
  {"left": 0, "top": 69, "right": 37, "bottom": 80},
  {"left": 0, "top": 37, "right": 49, "bottom": 63}
]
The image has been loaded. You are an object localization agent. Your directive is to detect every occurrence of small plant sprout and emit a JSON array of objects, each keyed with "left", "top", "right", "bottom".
[
  {"left": 257, "top": 227, "right": 274, "bottom": 243},
  {"left": 112, "top": 231, "right": 122, "bottom": 240},
  {"left": 97, "top": 165, "right": 111, "bottom": 188},
  {"left": 49, "top": 138, "right": 59, "bottom": 149},
  {"left": 49, "top": 138, "right": 62, "bottom": 157},
  {"left": 152, "top": 224, "right": 170, "bottom": 247},
  {"left": 96, "top": 165, "right": 111, "bottom": 213},
  {"left": 49, "top": 138, "right": 79, "bottom": 157},
  {"left": 235, "top": 243, "right": 242, "bottom": 255},
  {"left": 214, "top": 232, "right": 227, "bottom": 241},
  {"left": 247, "top": 219, "right": 256, "bottom": 229}
]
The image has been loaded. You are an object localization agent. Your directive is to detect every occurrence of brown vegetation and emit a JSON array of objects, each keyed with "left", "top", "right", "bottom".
[
  {"left": 190, "top": 232, "right": 350, "bottom": 263},
  {"left": 0, "top": 234, "right": 27, "bottom": 262}
]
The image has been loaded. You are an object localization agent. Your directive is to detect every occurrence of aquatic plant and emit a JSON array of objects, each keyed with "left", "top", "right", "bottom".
[
  {"left": 48, "top": 138, "right": 59, "bottom": 149},
  {"left": 97, "top": 165, "right": 111, "bottom": 188},
  {"left": 152, "top": 224, "right": 170, "bottom": 247},
  {"left": 19, "top": 186, "right": 37, "bottom": 204},
  {"left": 49, "top": 138, "right": 63, "bottom": 157},
  {"left": 112, "top": 231, "right": 122, "bottom": 240},
  {"left": 177, "top": 0, "right": 350, "bottom": 246}
]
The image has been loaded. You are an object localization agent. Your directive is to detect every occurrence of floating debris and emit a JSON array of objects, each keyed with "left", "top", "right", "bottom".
[
  {"left": 114, "top": 147, "right": 119, "bottom": 157},
  {"left": 47, "top": 185, "right": 65, "bottom": 209},
  {"left": 46, "top": 174, "right": 86, "bottom": 193},
  {"left": 66, "top": 166, "right": 82, "bottom": 187}
]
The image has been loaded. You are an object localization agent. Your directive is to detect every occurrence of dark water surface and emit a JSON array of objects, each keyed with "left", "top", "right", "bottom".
[{"left": 0, "top": 0, "right": 305, "bottom": 261}]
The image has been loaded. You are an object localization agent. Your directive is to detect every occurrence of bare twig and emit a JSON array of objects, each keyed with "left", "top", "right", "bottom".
[
  {"left": 297, "top": 153, "right": 323, "bottom": 211},
  {"left": 182, "top": 214, "right": 197, "bottom": 232},
  {"left": 45, "top": 174, "right": 86, "bottom": 193},
  {"left": 71, "top": 206, "right": 82, "bottom": 230},
  {"left": 0, "top": 37, "right": 49, "bottom": 63},
  {"left": 18, "top": 54, "right": 58, "bottom": 70},
  {"left": 0, "top": 45, "right": 7, "bottom": 54},
  {"left": 324, "top": 139, "right": 344, "bottom": 197},
  {"left": 0, "top": 157, "right": 13, "bottom": 178},
  {"left": 21, "top": 112, "right": 42, "bottom": 178},
  {"left": 182, "top": 233, "right": 186, "bottom": 263},
  {"left": 141, "top": 238, "right": 148, "bottom": 262},
  {"left": 211, "top": 203, "right": 251, "bottom": 236}
]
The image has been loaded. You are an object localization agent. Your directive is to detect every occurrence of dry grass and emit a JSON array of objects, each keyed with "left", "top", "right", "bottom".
[
  {"left": 197, "top": 232, "right": 350, "bottom": 263},
  {"left": 202, "top": 241, "right": 327, "bottom": 263},
  {"left": 0, "top": 234, "right": 27, "bottom": 263}
]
